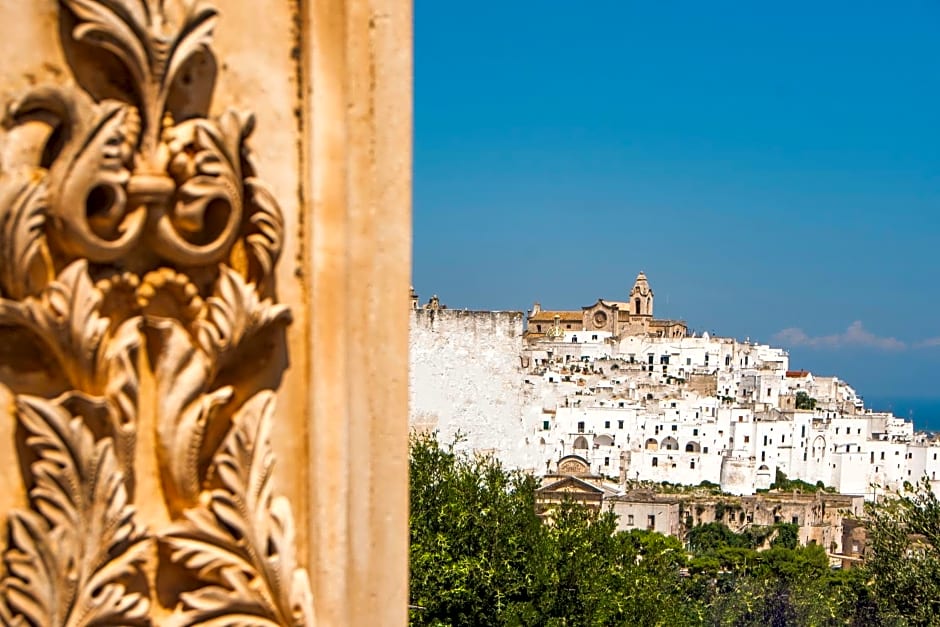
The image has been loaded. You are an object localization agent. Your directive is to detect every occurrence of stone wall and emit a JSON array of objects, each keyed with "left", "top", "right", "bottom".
[{"left": 410, "top": 309, "right": 541, "bottom": 470}]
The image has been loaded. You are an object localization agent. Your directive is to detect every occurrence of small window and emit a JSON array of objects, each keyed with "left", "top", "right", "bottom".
[
  {"left": 592, "top": 334, "right": 598, "bottom": 340},
  {"left": 880, "top": 452, "right": 885, "bottom": 460},
  {"left": 604, "top": 457, "right": 610, "bottom": 466},
  {"left": 536, "top": 324, "right": 542, "bottom": 332},
  {"left": 792, "top": 516, "right": 799, "bottom": 525},
  {"left": 672, "top": 425, "right": 678, "bottom": 431},
  {"left": 577, "top": 421, "right": 585, "bottom": 433},
  {"left": 744, "top": 436, "right": 750, "bottom": 443},
  {"left": 690, "top": 461, "right": 695, "bottom": 469},
  {"left": 628, "top": 514, "right": 634, "bottom": 525},
  {"left": 647, "top": 514, "right": 655, "bottom": 530},
  {"left": 604, "top": 420, "right": 610, "bottom": 429},
  {"left": 703, "top": 447, "right": 709, "bottom": 454},
  {"left": 542, "top": 420, "right": 549, "bottom": 430},
  {"left": 652, "top": 457, "right": 659, "bottom": 467},
  {"left": 618, "top": 420, "right": 624, "bottom": 429},
  {"left": 687, "top": 358, "right": 692, "bottom": 365}
]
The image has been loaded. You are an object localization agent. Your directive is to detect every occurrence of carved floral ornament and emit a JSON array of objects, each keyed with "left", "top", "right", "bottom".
[{"left": 0, "top": 1, "right": 313, "bottom": 624}]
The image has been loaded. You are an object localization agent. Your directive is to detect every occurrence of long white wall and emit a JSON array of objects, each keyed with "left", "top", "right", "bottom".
[{"left": 409, "top": 309, "right": 542, "bottom": 470}]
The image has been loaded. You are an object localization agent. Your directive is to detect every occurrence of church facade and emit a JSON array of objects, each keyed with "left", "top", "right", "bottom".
[{"left": 527, "top": 272, "right": 687, "bottom": 340}]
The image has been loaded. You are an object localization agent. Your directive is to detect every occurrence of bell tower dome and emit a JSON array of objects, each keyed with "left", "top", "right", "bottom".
[{"left": 629, "top": 271, "right": 653, "bottom": 317}]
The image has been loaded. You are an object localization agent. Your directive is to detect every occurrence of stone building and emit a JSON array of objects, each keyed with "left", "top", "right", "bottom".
[
  {"left": 526, "top": 272, "right": 688, "bottom": 340},
  {"left": 609, "top": 489, "right": 865, "bottom": 554}
]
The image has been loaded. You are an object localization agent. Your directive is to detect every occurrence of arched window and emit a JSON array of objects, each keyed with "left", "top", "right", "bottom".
[
  {"left": 685, "top": 441, "right": 701, "bottom": 453},
  {"left": 635, "top": 298, "right": 641, "bottom": 315},
  {"left": 573, "top": 436, "right": 589, "bottom": 449},
  {"left": 645, "top": 438, "right": 658, "bottom": 451},
  {"left": 661, "top": 437, "right": 679, "bottom": 451}
]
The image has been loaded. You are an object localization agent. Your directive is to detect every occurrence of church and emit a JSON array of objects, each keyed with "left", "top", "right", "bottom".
[{"left": 526, "top": 272, "right": 687, "bottom": 340}]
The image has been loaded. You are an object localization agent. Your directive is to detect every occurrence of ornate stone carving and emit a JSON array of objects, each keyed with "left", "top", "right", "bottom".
[{"left": 0, "top": 1, "right": 311, "bottom": 623}]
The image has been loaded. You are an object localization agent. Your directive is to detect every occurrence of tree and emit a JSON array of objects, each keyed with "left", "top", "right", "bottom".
[
  {"left": 795, "top": 391, "right": 817, "bottom": 410},
  {"left": 409, "top": 432, "right": 545, "bottom": 625},
  {"left": 409, "top": 433, "right": 699, "bottom": 625},
  {"left": 865, "top": 478, "right": 940, "bottom": 625}
]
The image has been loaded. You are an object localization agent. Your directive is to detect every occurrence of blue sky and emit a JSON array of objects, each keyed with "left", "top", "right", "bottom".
[{"left": 413, "top": 1, "right": 940, "bottom": 399}]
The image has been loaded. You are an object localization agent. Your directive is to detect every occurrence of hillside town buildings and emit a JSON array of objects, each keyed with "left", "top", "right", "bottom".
[{"left": 409, "top": 274, "right": 940, "bottom": 506}]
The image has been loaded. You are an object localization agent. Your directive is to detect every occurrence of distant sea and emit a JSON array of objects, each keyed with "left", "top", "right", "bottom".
[{"left": 864, "top": 397, "right": 940, "bottom": 433}]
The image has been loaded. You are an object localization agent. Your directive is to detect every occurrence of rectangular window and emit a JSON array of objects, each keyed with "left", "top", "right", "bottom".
[
  {"left": 703, "top": 447, "right": 709, "bottom": 454},
  {"left": 801, "top": 425, "right": 806, "bottom": 437},
  {"left": 761, "top": 451, "right": 766, "bottom": 462},
  {"left": 652, "top": 457, "right": 658, "bottom": 467},
  {"left": 577, "top": 421, "right": 585, "bottom": 433},
  {"left": 792, "top": 516, "right": 799, "bottom": 525},
  {"left": 690, "top": 461, "right": 695, "bottom": 469},
  {"left": 880, "top": 452, "right": 885, "bottom": 460},
  {"left": 687, "top": 358, "right": 692, "bottom": 365},
  {"left": 693, "top": 428, "right": 699, "bottom": 436},
  {"left": 647, "top": 515, "right": 656, "bottom": 530},
  {"left": 604, "top": 457, "right": 609, "bottom": 466},
  {"left": 672, "top": 425, "right": 678, "bottom": 431},
  {"left": 744, "top": 436, "right": 750, "bottom": 443},
  {"left": 542, "top": 420, "right": 549, "bottom": 430},
  {"left": 618, "top": 420, "right": 624, "bottom": 429},
  {"left": 604, "top": 420, "right": 610, "bottom": 429},
  {"left": 628, "top": 514, "right": 634, "bottom": 525}
]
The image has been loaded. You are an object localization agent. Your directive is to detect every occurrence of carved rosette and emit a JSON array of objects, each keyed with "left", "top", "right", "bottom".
[{"left": 0, "top": 1, "right": 312, "bottom": 624}]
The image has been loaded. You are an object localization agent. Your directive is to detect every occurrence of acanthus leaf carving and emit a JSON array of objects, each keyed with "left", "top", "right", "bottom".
[
  {"left": 162, "top": 392, "right": 314, "bottom": 627},
  {"left": 0, "top": 262, "right": 141, "bottom": 441},
  {"left": 242, "top": 177, "right": 284, "bottom": 289},
  {"left": 195, "top": 265, "right": 291, "bottom": 375},
  {"left": 0, "top": 395, "right": 150, "bottom": 627},
  {"left": 151, "top": 315, "right": 233, "bottom": 514},
  {"left": 0, "top": 0, "right": 311, "bottom": 621},
  {"left": 0, "top": 170, "right": 53, "bottom": 300}
]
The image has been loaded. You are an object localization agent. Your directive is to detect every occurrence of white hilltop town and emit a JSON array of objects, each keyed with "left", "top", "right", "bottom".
[{"left": 409, "top": 273, "right": 940, "bottom": 507}]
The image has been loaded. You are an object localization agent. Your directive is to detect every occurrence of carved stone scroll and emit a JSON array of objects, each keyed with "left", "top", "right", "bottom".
[{"left": 0, "top": 1, "right": 313, "bottom": 623}]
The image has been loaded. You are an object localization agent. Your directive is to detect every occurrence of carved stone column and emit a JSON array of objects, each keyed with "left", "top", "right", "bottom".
[{"left": 0, "top": 0, "right": 411, "bottom": 625}]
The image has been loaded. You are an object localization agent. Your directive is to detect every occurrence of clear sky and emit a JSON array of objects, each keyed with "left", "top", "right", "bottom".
[{"left": 413, "top": 1, "right": 940, "bottom": 400}]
